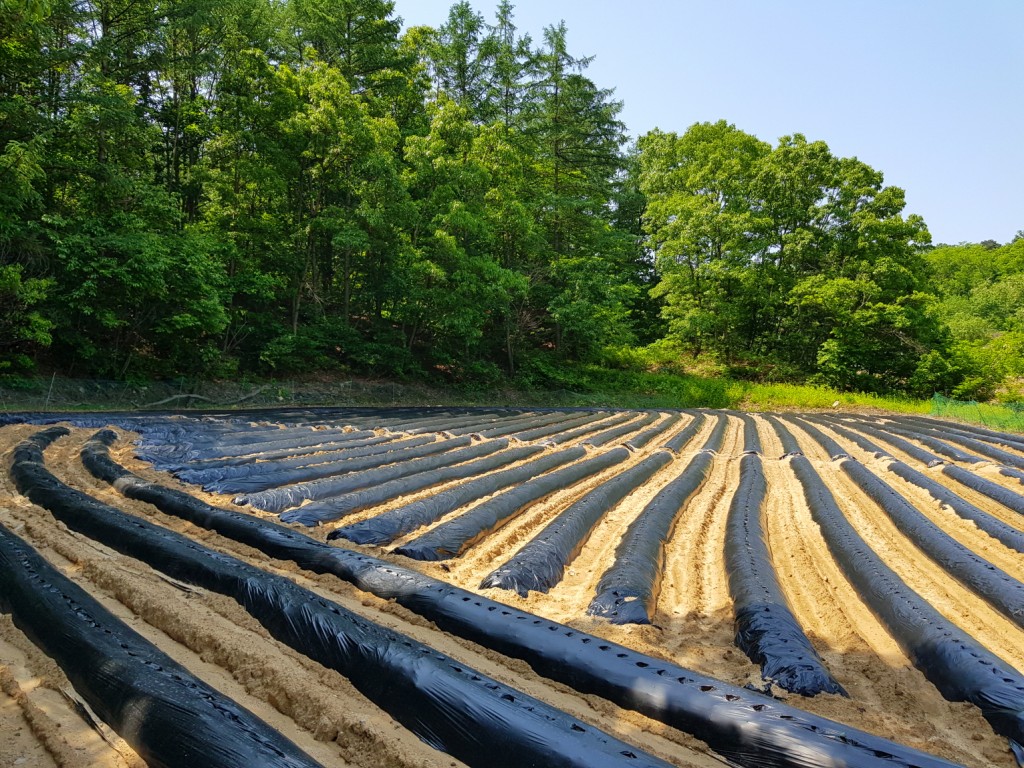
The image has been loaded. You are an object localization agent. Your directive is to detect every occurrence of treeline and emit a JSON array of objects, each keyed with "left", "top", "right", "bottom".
[
  {"left": 1, "top": 0, "right": 643, "bottom": 383},
  {"left": 0, "top": 0, "right": 1018, "bottom": 398},
  {"left": 925, "top": 239, "right": 1024, "bottom": 401}
]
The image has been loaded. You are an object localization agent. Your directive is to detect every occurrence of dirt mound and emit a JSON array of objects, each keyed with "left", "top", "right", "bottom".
[{"left": 2, "top": 408, "right": 1023, "bottom": 767}]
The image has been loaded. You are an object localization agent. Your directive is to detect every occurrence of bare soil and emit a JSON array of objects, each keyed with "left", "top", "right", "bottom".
[{"left": 2, "top": 410, "right": 1023, "bottom": 767}]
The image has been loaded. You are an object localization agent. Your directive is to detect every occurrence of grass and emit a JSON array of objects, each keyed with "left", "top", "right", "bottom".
[
  {"left": 0, "top": 369, "right": 935, "bottom": 416},
  {"left": 930, "top": 396, "right": 1024, "bottom": 433},
  {"left": 521, "top": 366, "right": 931, "bottom": 414}
]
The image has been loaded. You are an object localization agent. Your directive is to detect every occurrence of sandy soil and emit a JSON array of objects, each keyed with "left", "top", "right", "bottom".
[{"left": 2, "top": 410, "right": 1024, "bottom": 767}]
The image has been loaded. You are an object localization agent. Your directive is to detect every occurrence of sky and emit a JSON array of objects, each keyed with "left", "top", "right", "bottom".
[{"left": 396, "top": 0, "right": 1023, "bottom": 246}]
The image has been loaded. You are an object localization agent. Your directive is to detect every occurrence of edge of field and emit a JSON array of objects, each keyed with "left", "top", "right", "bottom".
[{"left": 0, "top": 371, "right": 930, "bottom": 417}]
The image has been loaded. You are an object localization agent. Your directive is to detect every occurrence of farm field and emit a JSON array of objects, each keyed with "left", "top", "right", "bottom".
[{"left": 2, "top": 407, "right": 1024, "bottom": 768}]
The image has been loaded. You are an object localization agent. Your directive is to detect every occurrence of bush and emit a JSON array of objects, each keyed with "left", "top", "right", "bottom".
[
  {"left": 0, "top": 264, "right": 52, "bottom": 374},
  {"left": 906, "top": 349, "right": 969, "bottom": 399},
  {"left": 449, "top": 360, "right": 506, "bottom": 390},
  {"left": 598, "top": 339, "right": 718, "bottom": 378},
  {"left": 951, "top": 376, "right": 997, "bottom": 402},
  {"left": 259, "top": 331, "right": 335, "bottom": 373},
  {"left": 513, "top": 353, "right": 591, "bottom": 391},
  {"left": 257, "top": 320, "right": 425, "bottom": 379}
]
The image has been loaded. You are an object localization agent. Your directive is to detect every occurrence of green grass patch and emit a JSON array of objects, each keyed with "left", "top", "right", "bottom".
[
  {"left": 930, "top": 394, "right": 1024, "bottom": 434},
  {"left": 2, "top": 370, "right": 932, "bottom": 415},
  {"left": 529, "top": 365, "right": 930, "bottom": 413}
]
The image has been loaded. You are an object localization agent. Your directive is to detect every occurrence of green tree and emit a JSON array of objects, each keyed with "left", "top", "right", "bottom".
[
  {"left": 0, "top": 264, "right": 52, "bottom": 374},
  {"left": 480, "top": 0, "right": 533, "bottom": 128},
  {"left": 638, "top": 122, "right": 769, "bottom": 358},
  {"left": 281, "top": 0, "right": 416, "bottom": 115},
  {"left": 402, "top": 98, "right": 526, "bottom": 372},
  {"left": 639, "top": 121, "right": 939, "bottom": 391},
  {"left": 609, "top": 144, "right": 663, "bottom": 345},
  {"left": 925, "top": 239, "right": 1024, "bottom": 398},
  {"left": 28, "top": 0, "right": 232, "bottom": 376},
  {"left": 151, "top": 0, "right": 277, "bottom": 222},
  {"left": 526, "top": 22, "right": 632, "bottom": 358},
  {"left": 425, "top": 1, "right": 489, "bottom": 117},
  {"left": 0, "top": 0, "right": 75, "bottom": 371}
]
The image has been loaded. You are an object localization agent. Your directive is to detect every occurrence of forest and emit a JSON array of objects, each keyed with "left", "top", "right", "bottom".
[{"left": 1, "top": 0, "right": 1021, "bottom": 400}]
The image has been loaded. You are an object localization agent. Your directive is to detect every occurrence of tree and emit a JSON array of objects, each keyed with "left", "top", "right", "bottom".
[
  {"left": 199, "top": 44, "right": 413, "bottom": 371},
  {"left": 21, "top": 0, "right": 235, "bottom": 376},
  {"left": 151, "top": 0, "right": 278, "bottom": 222},
  {"left": 401, "top": 98, "right": 526, "bottom": 371},
  {"left": 1, "top": 0, "right": 959, "bottom": 395},
  {"left": 609, "top": 145, "right": 663, "bottom": 344},
  {"left": 638, "top": 122, "right": 769, "bottom": 357},
  {"left": 639, "top": 121, "right": 939, "bottom": 391},
  {"left": 924, "top": 239, "right": 1024, "bottom": 398},
  {"left": 525, "top": 22, "right": 631, "bottom": 358},
  {"left": 0, "top": 0, "right": 78, "bottom": 372},
  {"left": 281, "top": 0, "right": 414, "bottom": 113},
  {"left": 480, "top": 0, "right": 533, "bottom": 128},
  {"left": 0, "top": 264, "right": 52, "bottom": 374},
  {"left": 424, "top": 1, "right": 488, "bottom": 118}
]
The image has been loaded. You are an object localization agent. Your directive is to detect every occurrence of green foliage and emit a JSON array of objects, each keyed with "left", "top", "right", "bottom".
[
  {"left": 925, "top": 239, "right": 1024, "bottom": 399},
  {"left": 511, "top": 352, "right": 929, "bottom": 413},
  {"left": 0, "top": 264, "right": 52, "bottom": 372},
  {"left": 638, "top": 121, "right": 942, "bottom": 394},
  {"left": 401, "top": 98, "right": 528, "bottom": 365},
  {"left": 0, "top": 0, "right": 1008, "bottom": 404},
  {"left": 931, "top": 394, "right": 1024, "bottom": 434}
]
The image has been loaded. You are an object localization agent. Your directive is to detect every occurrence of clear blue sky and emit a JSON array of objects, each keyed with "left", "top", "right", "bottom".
[{"left": 396, "top": 0, "right": 1023, "bottom": 246}]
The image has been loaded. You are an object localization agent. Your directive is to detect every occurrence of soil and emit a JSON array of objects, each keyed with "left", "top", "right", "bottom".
[{"left": 1, "top": 409, "right": 1023, "bottom": 767}]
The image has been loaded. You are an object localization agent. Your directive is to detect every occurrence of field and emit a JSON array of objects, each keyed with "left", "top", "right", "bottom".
[{"left": 2, "top": 407, "right": 1024, "bottom": 768}]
